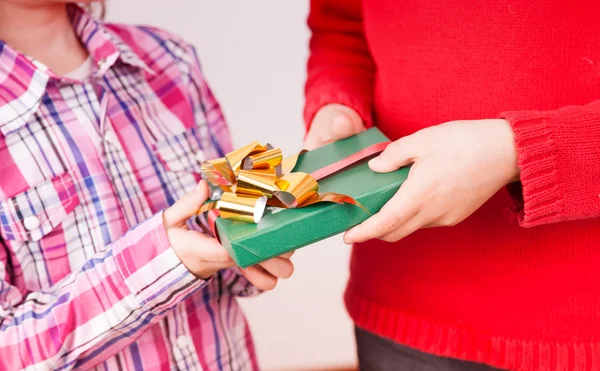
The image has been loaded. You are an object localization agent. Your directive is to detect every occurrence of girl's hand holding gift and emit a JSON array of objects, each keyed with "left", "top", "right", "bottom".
[
  {"left": 344, "top": 119, "right": 521, "bottom": 244},
  {"left": 164, "top": 181, "right": 294, "bottom": 289}
]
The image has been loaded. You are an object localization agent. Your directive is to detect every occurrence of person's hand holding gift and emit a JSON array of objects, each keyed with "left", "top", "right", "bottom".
[
  {"left": 306, "top": 105, "right": 520, "bottom": 244},
  {"left": 164, "top": 181, "right": 294, "bottom": 290},
  {"left": 304, "top": 103, "right": 366, "bottom": 150}
]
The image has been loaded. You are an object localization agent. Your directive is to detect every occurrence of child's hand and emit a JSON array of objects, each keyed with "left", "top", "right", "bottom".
[
  {"left": 164, "top": 181, "right": 294, "bottom": 290},
  {"left": 344, "top": 119, "right": 520, "bottom": 244},
  {"left": 304, "top": 104, "right": 365, "bottom": 150}
]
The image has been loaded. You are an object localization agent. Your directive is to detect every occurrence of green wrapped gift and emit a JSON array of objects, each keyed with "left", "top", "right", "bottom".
[{"left": 206, "top": 128, "right": 408, "bottom": 268}]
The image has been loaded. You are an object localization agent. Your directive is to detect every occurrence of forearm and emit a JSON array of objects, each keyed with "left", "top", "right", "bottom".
[{"left": 305, "top": 0, "right": 376, "bottom": 128}]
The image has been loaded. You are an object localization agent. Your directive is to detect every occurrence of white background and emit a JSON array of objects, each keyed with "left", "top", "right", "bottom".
[{"left": 107, "top": 2, "right": 357, "bottom": 370}]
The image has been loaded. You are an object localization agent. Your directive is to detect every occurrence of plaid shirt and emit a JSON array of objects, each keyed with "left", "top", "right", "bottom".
[{"left": 0, "top": 6, "right": 259, "bottom": 371}]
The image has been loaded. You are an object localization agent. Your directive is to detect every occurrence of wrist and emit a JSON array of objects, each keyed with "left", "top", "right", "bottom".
[
  {"left": 500, "top": 119, "right": 521, "bottom": 182},
  {"left": 506, "top": 143, "right": 521, "bottom": 183}
]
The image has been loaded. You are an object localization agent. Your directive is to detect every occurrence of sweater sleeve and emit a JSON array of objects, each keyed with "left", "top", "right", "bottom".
[
  {"left": 501, "top": 100, "right": 600, "bottom": 227},
  {"left": 304, "top": 0, "right": 376, "bottom": 129}
]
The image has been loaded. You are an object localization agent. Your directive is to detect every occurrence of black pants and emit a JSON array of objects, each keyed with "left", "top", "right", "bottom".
[{"left": 355, "top": 327, "right": 504, "bottom": 371}]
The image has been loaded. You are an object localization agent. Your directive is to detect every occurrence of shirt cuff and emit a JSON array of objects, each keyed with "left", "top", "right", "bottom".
[{"left": 112, "top": 212, "right": 209, "bottom": 314}]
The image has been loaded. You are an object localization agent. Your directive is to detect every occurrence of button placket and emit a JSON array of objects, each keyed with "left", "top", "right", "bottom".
[
  {"left": 97, "top": 58, "right": 107, "bottom": 71},
  {"left": 97, "top": 93, "right": 154, "bottom": 228},
  {"left": 164, "top": 308, "right": 203, "bottom": 370},
  {"left": 104, "top": 130, "right": 119, "bottom": 146}
]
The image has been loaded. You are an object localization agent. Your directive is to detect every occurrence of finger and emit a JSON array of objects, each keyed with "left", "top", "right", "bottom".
[
  {"left": 422, "top": 214, "right": 461, "bottom": 228},
  {"left": 344, "top": 177, "right": 422, "bottom": 244},
  {"left": 369, "top": 138, "right": 415, "bottom": 173},
  {"left": 241, "top": 265, "right": 278, "bottom": 291},
  {"left": 195, "top": 260, "right": 237, "bottom": 280},
  {"left": 258, "top": 256, "right": 294, "bottom": 279},
  {"left": 378, "top": 211, "right": 426, "bottom": 242},
  {"left": 163, "top": 181, "right": 210, "bottom": 228},
  {"left": 171, "top": 228, "right": 233, "bottom": 263},
  {"left": 168, "top": 228, "right": 235, "bottom": 279},
  {"left": 422, "top": 220, "right": 442, "bottom": 228},
  {"left": 279, "top": 251, "right": 295, "bottom": 259}
]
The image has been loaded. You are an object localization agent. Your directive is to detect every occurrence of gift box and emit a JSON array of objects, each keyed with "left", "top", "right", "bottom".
[{"left": 209, "top": 128, "right": 409, "bottom": 268}]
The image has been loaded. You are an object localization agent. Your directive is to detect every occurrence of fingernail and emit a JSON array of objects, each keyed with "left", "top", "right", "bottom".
[{"left": 368, "top": 158, "right": 379, "bottom": 169}]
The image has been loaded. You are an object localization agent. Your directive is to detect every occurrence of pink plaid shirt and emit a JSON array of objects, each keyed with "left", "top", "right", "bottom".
[{"left": 0, "top": 6, "right": 259, "bottom": 371}]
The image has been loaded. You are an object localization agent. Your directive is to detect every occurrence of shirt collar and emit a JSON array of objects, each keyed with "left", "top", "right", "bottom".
[
  {"left": 0, "top": 5, "right": 155, "bottom": 136},
  {"left": 68, "top": 5, "right": 155, "bottom": 76}
]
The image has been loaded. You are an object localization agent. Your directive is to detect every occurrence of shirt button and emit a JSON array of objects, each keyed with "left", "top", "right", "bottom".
[
  {"left": 97, "top": 58, "right": 107, "bottom": 70},
  {"left": 23, "top": 216, "right": 41, "bottom": 231},
  {"left": 104, "top": 131, "right": 119, "bottom": 145},
  {"left": 195, "top": 150, "right": 205, "bottom": 163},
  {"left": 175, "top": 335, "right": 193, "bottom": 349}
]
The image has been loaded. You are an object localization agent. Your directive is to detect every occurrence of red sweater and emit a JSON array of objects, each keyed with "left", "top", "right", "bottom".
[{"left": 304, "top": 1, "right": 600, "bottom": 370}]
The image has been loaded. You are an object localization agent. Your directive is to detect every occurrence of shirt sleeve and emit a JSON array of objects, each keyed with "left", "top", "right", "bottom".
[
  {"left": 0, "top": 212, "right": 208, "bottom": 370},
  {"left": 304, "top": 0, "right": 377, "bottom": 130},
  {"left": 501, "top": 100, "right": 600, "bottom": 227}
]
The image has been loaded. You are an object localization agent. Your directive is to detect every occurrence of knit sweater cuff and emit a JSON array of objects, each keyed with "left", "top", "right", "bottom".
[{"left": 500, "top": 111, "right": 564, "bottom": 227}]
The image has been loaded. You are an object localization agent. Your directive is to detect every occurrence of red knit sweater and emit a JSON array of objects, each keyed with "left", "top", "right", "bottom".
[{"left": 304, "top": 1, "right": 600, "bottom": 370}]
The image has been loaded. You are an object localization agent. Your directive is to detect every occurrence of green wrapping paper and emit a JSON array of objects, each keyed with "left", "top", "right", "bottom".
[{"left": 214, "top": 128, "right": 409, "bottom": 267}]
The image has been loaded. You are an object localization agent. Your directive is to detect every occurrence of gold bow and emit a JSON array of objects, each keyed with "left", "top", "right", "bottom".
[{"left": 198, "top": 141, "right": 368, "bottom": 223}]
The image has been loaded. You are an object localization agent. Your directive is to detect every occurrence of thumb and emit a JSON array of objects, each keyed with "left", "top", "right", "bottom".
[
  {"left": 369, "top": 139, "right": 415, "bottom": 173},
  {"left": 164, "top": 181, "right": 210, "bottom": 228}
]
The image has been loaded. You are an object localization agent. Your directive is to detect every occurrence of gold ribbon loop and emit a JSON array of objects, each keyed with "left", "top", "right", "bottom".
[
  {"left": 273, "top": 172, "right": 318, "bottom": 208},
  {"left": 243, "top": 148, "right": 282, "bottom": 171},
  {"left": 218, "top": 193, "right": 267, "bottom": 223},
  {"left": 237, "top": 170, "right": 278, "bottom": 198},
  {"left": 198, "top": 142, "right": 368, "bottom": 223}
]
